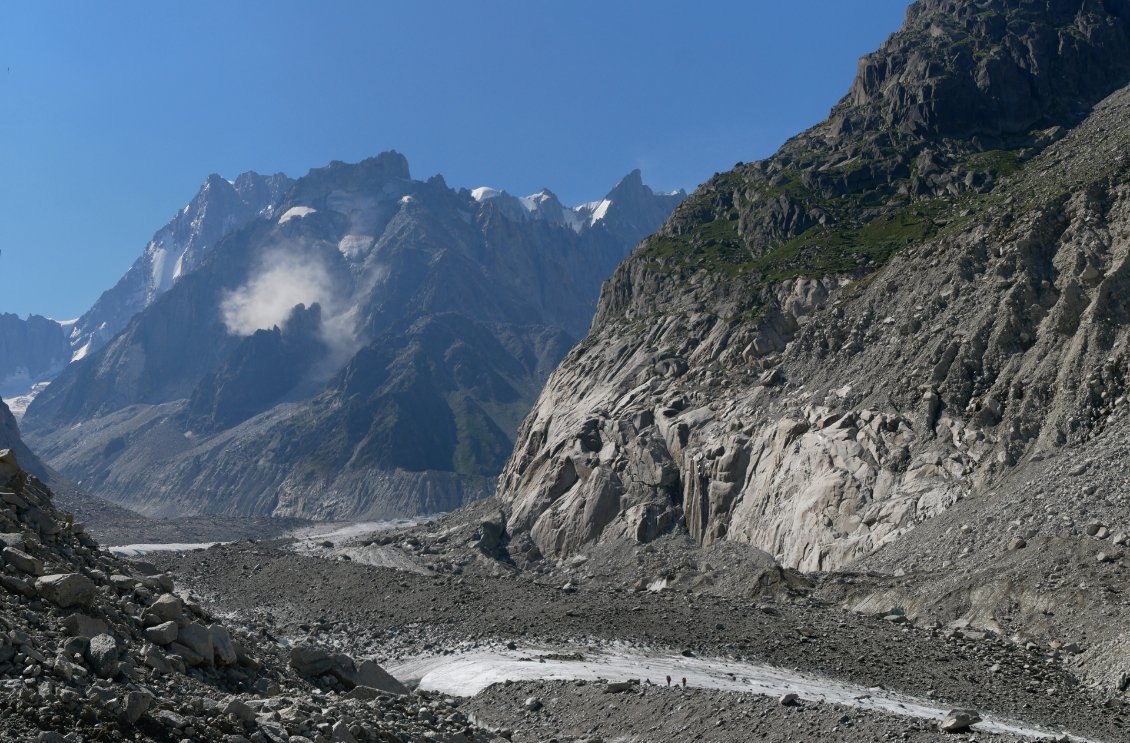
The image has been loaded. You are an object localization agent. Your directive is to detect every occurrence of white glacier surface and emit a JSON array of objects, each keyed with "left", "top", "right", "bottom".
[{"left": 389, "top": 645, "right": 1100, "bottom": 742}]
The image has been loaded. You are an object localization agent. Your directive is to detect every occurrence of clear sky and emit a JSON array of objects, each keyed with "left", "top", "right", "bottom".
[{"left": 0, "top": 1, "right": 911, "bottom": 320}]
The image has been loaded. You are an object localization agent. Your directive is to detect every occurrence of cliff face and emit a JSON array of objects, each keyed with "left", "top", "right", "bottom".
[
  {"left": 0, "top": 313, "right": 69, "bottom": 412},
  {"left": 497, "top": 0, "right": 1130, "bottom": 569}
]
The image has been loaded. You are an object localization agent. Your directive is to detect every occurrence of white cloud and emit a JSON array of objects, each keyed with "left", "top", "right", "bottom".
[{"left": 221, "top": 251, "right": 335, "bottom": 337}]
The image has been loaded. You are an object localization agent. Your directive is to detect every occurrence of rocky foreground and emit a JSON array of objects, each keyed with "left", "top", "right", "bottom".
[
  {"left": 144, "top": 503, "right": 1127, "bottom": 742},
  {"left": 0, "top": 449, "right": 491, "bottom": 742}
]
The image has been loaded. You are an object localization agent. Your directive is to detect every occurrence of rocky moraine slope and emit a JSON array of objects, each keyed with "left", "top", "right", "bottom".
[{"left": 492, "top": 0, "right": 1130, "bottom": 685}]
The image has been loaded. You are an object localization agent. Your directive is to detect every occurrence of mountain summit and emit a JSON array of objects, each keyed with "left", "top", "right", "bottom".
[
  {"left": 69, "top": 170, "right": 293, "bottom": 360},
  {"left": 22, "top": 154, "right": 682, "bottom": 519}
]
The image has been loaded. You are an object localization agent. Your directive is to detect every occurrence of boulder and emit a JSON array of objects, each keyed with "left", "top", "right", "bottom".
[
  {"left": 145, "top": 593, "right": 184, "bottom": 624},
  {"left": 289, "top": 645, "right": 336, "bottom": 676},
  {"left": 224, "top": 698, "right": 255, "bottom": 722},
  {"left": 122, "top": 689, "right": 154, "bottom": 724},
  {"left": 0, "top": 532, "right": 24, "bottom": 549},
  {"left": 2, "top": 547, "right": 44, "bottom": 576},
  {"left": 24, "top": 508, "right": 60, "bottom": 536},
  {"left": 35, "top": 573, "right": 97, "bottom": 608},
  {"left": 341, "top": 659, "right": 409, "bottom": 695},
  {"left": 62, "top": 613, "right": 109, "bottom": 638},
  {"left": 167, "top": 642, "right": 204, "bottom": 667},
  {"left": 144, "top": 620, "right": 178, "bottom": 646},
  {"left": 939, "top": 709, "right": 981, "bottom": 733},
  {"left": 0, "top": 574, "right": 34, "bottom": 597},
  {"left": 210, "top": 623, "right": 237, "bottom": 666},
  {"left": 86, "top": 633, "right": 120, "bottom": 678},
  {"left": 176, "top": 623, "right": 214, "bottom": 667}
]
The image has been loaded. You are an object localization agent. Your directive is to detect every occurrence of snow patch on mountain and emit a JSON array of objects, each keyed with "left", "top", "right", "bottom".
[{"left": 279, "top": 206, "right": 317, "bottom": 224}]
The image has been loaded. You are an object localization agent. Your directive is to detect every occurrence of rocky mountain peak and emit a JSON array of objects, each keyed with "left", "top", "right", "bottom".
[
  {"left": 839, "top": 0, "right": 1130, "bottom": 141},
  {"left": 67, "top": 169, "right": 294, "bottom": 362},
  {"left": 289, "top": 151, "right": 412, "bottom": 205},
  {"left": 594, "top": 0, "right": 1130, "bottom": 331}
]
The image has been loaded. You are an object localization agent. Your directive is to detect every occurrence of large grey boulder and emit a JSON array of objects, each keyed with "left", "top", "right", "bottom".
[
  {"left": 3, "top": 547, "right": 43, "bottom": 576},
  {"left": 939, "top": 709, "right": 982, "bottom": 733},
  {"left": 209, "top": 624, "right": 237, "bottom": 666},
  {"left": 144, "top": 593, "right": 184, "bottom": 624},
  {"left": 122, "top": 689, "right": 154, "bottom": 724},
  {"left": 35, "top": 573, "right": 97, "bottom": 608},
  {"left": 86, "top": 633, "right": 120, "bottom": 678},
  {"left": 176, "top": 623, "right": 214, "bottom": 667},
  {"left": 61, "top": 613, "right": 108, "bottom": 638},
  {"left": 144, "top": 620, "right": 178, "bottom": 646},
  {"left": 344, "top": 659, "right": 409, "bottom": 696},
  {"left": 289, "top": 645, "right": 407, "bottom": 694},
  {"left": 289, "top": 645, "right": 336, "bottom": 676}
]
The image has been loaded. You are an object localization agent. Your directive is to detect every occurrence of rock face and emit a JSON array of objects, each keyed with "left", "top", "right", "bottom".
[
  {"left": 0, "top": 173, "right": 291, "bottom": 419},
  {"left": 497, "top": 0, "right": 1130, "bottom": 570},
  {"left": 68, "top": 170, "right": 294, "bottom": 360},
  {"left": 23, "top": 153, "right": 683, "bottom": 520},
  {"left": 0, "top": 313, "right": 69, "bottom": 413}
]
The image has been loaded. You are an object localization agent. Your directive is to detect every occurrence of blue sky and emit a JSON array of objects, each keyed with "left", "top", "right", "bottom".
[{"left": 0, "top": 1, "right": 910, "bottom": 319}]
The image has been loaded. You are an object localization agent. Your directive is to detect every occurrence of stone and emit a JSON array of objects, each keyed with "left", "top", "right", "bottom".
[
  {"left": 0, "top": 573, "right": 34, "bottom": 597},
  {"left": 146, "top": 593, "right": 184, "bottom": 623},
  {"left": 110, "top": 574, "right": 139, "bottom": 591},
  {"left": 332, "top": 720, "right": 358, "bottom": 743},
  {"left": 345, "top": 685, "right": 384, "bottom": 701},
  {"left": 524, "top": 696, "right": 542, "bottom": 711},
  {"left": 86, "top": 633, "right": 120, "bottom": 678},
  {"left": 144, "top": 620, "right": 178, "bottom": 646},
  {"left": 3, "top": 547, "right": 44, "bottom": 576},
  {"left": 0, "top": 532, "right": 25, "bottom": 549},
  {"left": 209, "top": 623, "right": 237, "bottom": 665},
  {"left": 35, "top": 573, "right": 96, "bottom": 608},
  {"left": 289, "top": 645, "right": 336, "bottom": 676},
  {"left": 62, "top": 613, "right": 109, "bottom": 638},
  {"left": 143, "top": 644, "right": 173, "bottom": 674},
  {"left": 24, "top": 508, "right": 60, "bottom": 536},
  {"left": 177, "top": 622, "right": 214, "bottom": 667},
  {"left": 939, "top": 709, "right": 981, "bottom": 733},
  {"left": 168, "top": 641, "right": 204, "bottom": 667},
  {"left": 1007, "top": 537, "right": 1026, "bottom": 551},
  {"left": 224, "top": 698, "right": 255, "bottom": 722},
  {"left": 339, "top": 658, "right": 409, "bottom": 695},
  {"left": 155, "top": 709, "right": 189, "bottom": 728},
  {"left": 779, "top": 692, "right": 799, "bottom": 706},
  {"left": 122, "top": 688, "right": 154, "bottom": 723}
]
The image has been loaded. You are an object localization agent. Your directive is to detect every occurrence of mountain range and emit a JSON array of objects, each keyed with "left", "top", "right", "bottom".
[{"left": 16, "top": 153, "right": 683, "bottom": 518}]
